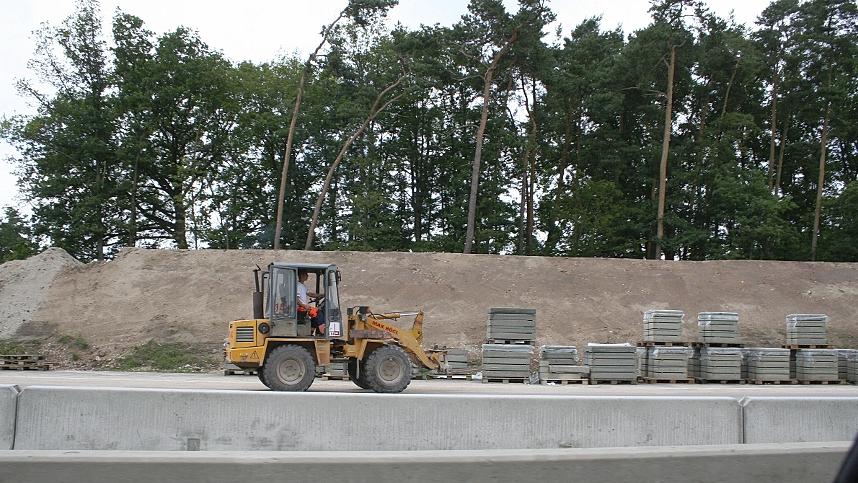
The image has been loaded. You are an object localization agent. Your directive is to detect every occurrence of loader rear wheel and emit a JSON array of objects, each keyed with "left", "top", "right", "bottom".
[
  {"left": 364, "top": 345, "right": 411, "bottom": 393},
  {"left": 262, "top": 345, "right": 315, "bottom": 392},
  {"left": 348, "top": 358, "right": 371, "bottom": 390}
]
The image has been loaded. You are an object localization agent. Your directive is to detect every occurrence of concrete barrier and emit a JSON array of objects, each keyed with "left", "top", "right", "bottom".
[
  {"left": 742, "top": 396, "right": 858, "bottom": 444},
  {"left": 0, "top": 385, "right": 18, "bottom": 450},
  {"left": 14, "top": 386, "right": 742, "bottom": 450},
  {"left": 0, "top": 443, "right": 849, "bottom": 483}
]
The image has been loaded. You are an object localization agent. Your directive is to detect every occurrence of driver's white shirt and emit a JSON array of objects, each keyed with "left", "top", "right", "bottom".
[{"left": 297, "top": 282, "right": 309, "bottom": 304}]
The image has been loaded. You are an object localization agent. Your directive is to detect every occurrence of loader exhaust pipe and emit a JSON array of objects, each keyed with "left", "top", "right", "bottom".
[{"left": 252, "top": 265, "right": 264, "bottom": 319}]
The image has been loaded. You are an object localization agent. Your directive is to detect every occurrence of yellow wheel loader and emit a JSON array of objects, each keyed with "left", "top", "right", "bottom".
[{"left": 225, "top": 262, "right": 444, "bottom": 393}]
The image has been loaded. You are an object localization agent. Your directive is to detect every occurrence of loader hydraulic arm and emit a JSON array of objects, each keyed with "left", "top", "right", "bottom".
[{"left": 366, "top": 311, "right": 440, "bottom": 370}]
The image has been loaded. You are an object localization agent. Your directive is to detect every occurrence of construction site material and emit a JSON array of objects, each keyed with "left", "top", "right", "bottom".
[
  {"left": 643, "top": 309, "right": 684, "bottom": 343},
  {"left": 0, "top": 443, "right": 849, "bottom": 483},
  {"left": 322, "top": 361, "right": 349, "bottom": 380},
  {"left": 13, "top": 387, "right": 744, "bottom": 450},
  {"left": 785, "top": 314, "right": 829, "bottom": 346},
  {"left": 0, "top": 385, "right": 16, "bottom": 450},
  {"left": 443, "top": 349, "right": 471, "bottom": 375},
  {"left": 794, "top": 349, "right": 839, "bottom": 383},
  {"left": 486, "top": 308, "right": 536, "bottom": 343},
  {"left": 223, "top": 362, "right": 256, "bottom": 376},
  {"left": 0, "top": 355, "right": 50, "bottom": 371},
  {"left": 835, "top": 349, "right": 858, "bottom": 381},
  {"left": 742, "top": 397, "right": 858, "bottom": 444},
  {"left": 696, "top": 347, "right": 743, "bottom": 382},
  {"left": 646, "top": 346, "right": 692, "bottom": 381},
  {"left": 538, "top": 346, "right": 587, "bottom": 383},
  {"left": 745, "top": 348, "right": 792, "bottom": 382},
  {"left": 848, "top": 356, "right": 858, "bottom": 384},
  {"left": 636, "top": 346, "right": 647, "bottom": 378},
  {"left": 697, "top": 312, "right": 741, "bottom": 344},
  {"left": 481, "top": 344, "right": 532, "bottom": 382},
  {"left": 586, "top": 344, "right": 637, "bottom": 382}
]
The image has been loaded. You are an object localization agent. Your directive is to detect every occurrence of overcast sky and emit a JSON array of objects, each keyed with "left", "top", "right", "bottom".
[{"left": 0, "top": 0, "right": 771, "bottom": 212}]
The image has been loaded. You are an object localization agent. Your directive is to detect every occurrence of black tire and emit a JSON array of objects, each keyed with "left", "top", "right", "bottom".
[
  {"left": 257, "top": 368, "right": 269, "bottom": 388},
  {"left": 364, "top": 345, "right": 412, "bottom": 393},
  {"left": 347, "top": 358, "right": 371, "bottom": 389},
  {"left": 262, "top": 345, "right": 316, "bottom": 391}
]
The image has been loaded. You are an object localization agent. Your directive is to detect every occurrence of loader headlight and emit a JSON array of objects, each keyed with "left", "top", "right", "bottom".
[{"left": 258, "top": 322, "right": 270, "bottom": 334}]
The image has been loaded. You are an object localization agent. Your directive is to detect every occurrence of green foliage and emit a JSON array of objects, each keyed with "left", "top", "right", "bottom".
[
  {"left": 0, "top": 208, "right": 38, "bottom": 262},
  {"left": 3, "top": 0, "right": 857, "bottom": 261},
  {"left": 112, "top": 341, "right": 215, "bottom": 372},
  {"left": 58, "top": 334, "right": 89, "bottom": 350}
]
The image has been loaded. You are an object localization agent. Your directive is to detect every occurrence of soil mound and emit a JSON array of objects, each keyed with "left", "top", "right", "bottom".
[
  {"left": 0, "top": 247, "right": 82, "bottom": 338},
  {"left": 25, "top": 248, "right": 858, "bottom": 354}
]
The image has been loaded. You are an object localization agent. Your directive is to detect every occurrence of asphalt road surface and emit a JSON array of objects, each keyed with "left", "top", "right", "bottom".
[{"left": 2, "top": 370, "right": 857, "bottom": 397}]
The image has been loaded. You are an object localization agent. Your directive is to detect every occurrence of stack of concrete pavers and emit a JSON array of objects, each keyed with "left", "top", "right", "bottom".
[
  {"left": 697, "top": 312, "right": 741, "bottom": 344},
  {"left": 325, "top": 361, "right": 348, "bottom": 379},
  {"left": 745, "top": 348, "right": 791, "bottom": 382},
  {"left": 837, "top": 350, "right": 858, "bottom": 382},
  {"left": 785, "top": 314, "right": 828, "bottom": 346},
  {"left": 688, "top": 348, "right": 700, "bottom": 379},
  {"left": 585, "top": 343, "right": 637, "bottom": 382},
  {"left": 481, "top": 344, "right": 533, "bottom": 382},
  {"left": 643, "top": 309, "right": 684, "bottom": 342},
  {"left": 697, "top": 347, "right": 743, "bottom": 381},
  {"left": 636, "top": 346, "right": 647, "bottom": 379},
  {"left": 795, "top": 349, "right": 839, "bottom": 382},
  {"left": 646, "top": 346, "right": 692, "bottom": 381},
  {"left": 538, "top": 346, "right": 588, "bottom": 383},
  {"left": 848, "top": 354, "right": 858, "bottom": 384},
  {"left": 740, "top": 348, "right": 750, "bottom": 380},
  {"left": 486, "top": 308, "right": 536, "bottom": 343},
  {"left": 444, "top": 349, "right": 471, "bottom": 375}
]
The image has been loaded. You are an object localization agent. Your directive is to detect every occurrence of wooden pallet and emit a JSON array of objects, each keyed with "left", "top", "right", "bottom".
[
  {"left": 782, "top": 344, "right": 831, "bottom": 349},
  {"left": 589, "top": 379, "right": 638, "bottom": 385},
  {"left": 481, "top": 377, "right": 528, "bottom": 384},
  {"left": 695, "top": 379, "right": 745, "bottom": 384},
  {"left": 485, "top": 339, "right": 535, "bottom": 346},
  {"left": 0, "top": 354, "right": 45, "bottom": 361},
  {"left": 541, "top": 379, "right": 588, "bottom": 385},
  {"left": 431, "top": 374, "right": 474, "bottom": 380},
  {"left": 692, "top": 342, "right": 744, "bottom": 348},
  {"left": 320, "top": 374, "right": 350, "bottom": 381},
  {"left": 797, "top": 380, "right": 846, "bottom": 385},
  {"left": 223, "top": 368, "right": 257, "bottom": 376},
  {"left": 636, "top": 341, "right": 691, "bottom": 347},
  {"left": 747, "top": 379, "right": 798, "bottom": 385},
  {"left": 643, "top": 377, "right": 695, "bottom": 384}
]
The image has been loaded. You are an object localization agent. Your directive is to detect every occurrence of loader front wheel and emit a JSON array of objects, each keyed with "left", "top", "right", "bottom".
[
  {"left": 364, "top": 345, "right": 411, "bottom": 393},
  {"left": 347, "top": 358, "right": 371, "bottom": 390},
  {"left": 262, "top": 345, "right": 315, "bottom": 392}
]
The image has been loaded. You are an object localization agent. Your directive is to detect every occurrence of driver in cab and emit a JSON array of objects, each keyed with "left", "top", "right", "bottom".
[{"left": 297, "top": 270, "right": 325, "bottom": 335}]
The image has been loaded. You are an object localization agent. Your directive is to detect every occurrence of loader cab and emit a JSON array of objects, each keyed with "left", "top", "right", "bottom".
[{"left": 263, "top": 262, "right": 343, "bottom": 339}]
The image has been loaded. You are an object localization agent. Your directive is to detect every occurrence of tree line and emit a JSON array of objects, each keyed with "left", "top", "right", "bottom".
[{"left": 1, "top": 0, "right": 856, "bottom": 263}]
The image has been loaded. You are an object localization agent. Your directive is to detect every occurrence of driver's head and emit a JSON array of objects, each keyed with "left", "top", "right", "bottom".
[{"left": 298, "top": 269, "right": 309, "bottom": 282}]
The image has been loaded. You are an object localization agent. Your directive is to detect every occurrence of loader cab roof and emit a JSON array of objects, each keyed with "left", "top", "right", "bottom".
[{"left": 270, "top": 262, "right": 337, "bottom": 272}]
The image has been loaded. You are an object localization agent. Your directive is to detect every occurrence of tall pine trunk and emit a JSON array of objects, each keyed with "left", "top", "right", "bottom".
[
  {"left": 464, "top": 32, "right": 518, "bottom": 254},
  {"left": 655, "top": 45, "right": 677, "bottom": 260},
  {"left": 811, "top": 103, "right": 831, "bottom": 261}
]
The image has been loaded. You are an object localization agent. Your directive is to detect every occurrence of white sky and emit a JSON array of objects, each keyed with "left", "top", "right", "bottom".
[{"left": 0, "top": 0, "right": 770, "bottom": 213}]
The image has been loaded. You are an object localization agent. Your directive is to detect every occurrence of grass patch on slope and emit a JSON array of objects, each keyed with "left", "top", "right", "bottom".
[{"left": 112, "top": 341, "right": 218, "bottom": 372}]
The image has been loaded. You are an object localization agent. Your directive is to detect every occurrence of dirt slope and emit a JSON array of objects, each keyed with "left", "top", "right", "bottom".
[{"left": 11, "top": 248, "right": 857, "bottom": 354}]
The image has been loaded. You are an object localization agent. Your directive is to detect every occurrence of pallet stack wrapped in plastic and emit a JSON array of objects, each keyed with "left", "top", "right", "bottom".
[
  {"left": 643, "top": 309, "right": 684, "bottom": 342},
  {"left": 786, "top": 314, "right": 828, "bottom": 346},
  {"left": 481, "top": 344, "right": 533, "bottom": 382},
  {"left": 538, "top": 346, "right": 588, "bottom": 383},
  {"left": 835, "top": 349, "right": 858, "bottom": 381},
  {"left": 486, "top": 308, "right": 536, "bottom": 343},
  {"left": 697, "top": 347, "right": 743, "bottom": 381},
  {"left": 697, "top": 312, "right": 741, "bottom": 344},
  {"left": 746, "top": 348, "right": 791, "bottom": 382},
  {"left": 688, "top": 348, "right": 700, "bottom": 379},
  {"left": 646, "top": 346, "right": 692, "bottom": 380},
  {"left": 848, "top": 354, "right": 858, "bottom": 384},
  {"left": 325, "top": 361, "right": 348, "bottom": 379},
  {"left": 585, "top": 343, "right": 637, "bottom": 382},
  {"left": 444, "top": 349, "right": 471, "bottom": 375},
  {"left": 636, "top": 346, "right": 648, "bottom": 379},
  {"left": 795, "top": 349, "right": 838, "bottom": 382}
]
